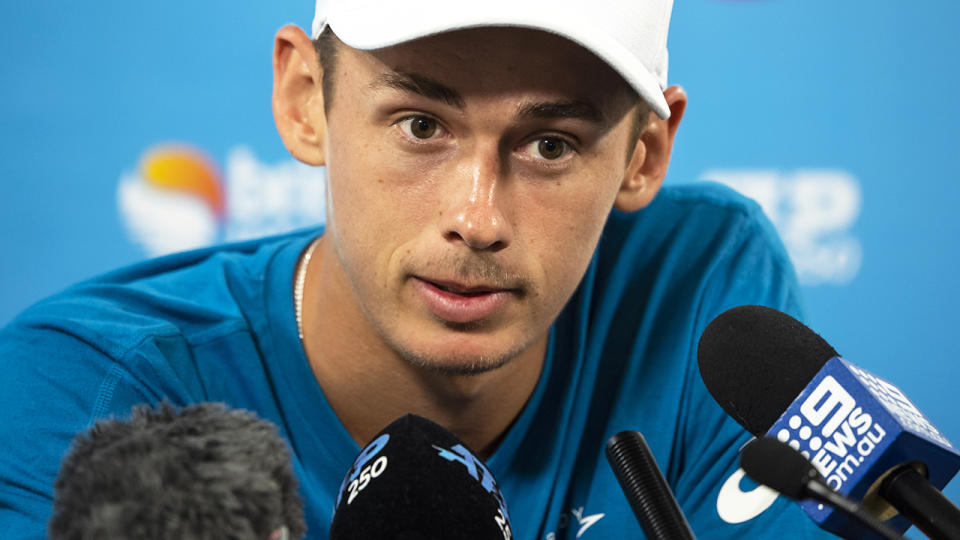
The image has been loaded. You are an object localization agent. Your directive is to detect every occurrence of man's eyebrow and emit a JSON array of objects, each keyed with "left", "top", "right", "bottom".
[
  {"left": 370, "top": 72, "right": 466, "bottom": 109},
  {"left": 516, "top": 100, "right": 606, "bottom": 124}
]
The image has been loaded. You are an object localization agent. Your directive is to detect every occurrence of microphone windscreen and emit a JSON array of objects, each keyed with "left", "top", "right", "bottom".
[
  {"left": 49, "top": 402, "right": 306, "bottom": 540},
  {"left": 697, "top": 305, "right": 837, "bottom": 435},
  {"left": 699, "top": 305, "right": 960, "bottom": 538},
  {"left": 740, "top": 437, "right": 818, "bottom": 501},
  {"left": 329, "top": 414, "right": 512, "bottom": 540}
]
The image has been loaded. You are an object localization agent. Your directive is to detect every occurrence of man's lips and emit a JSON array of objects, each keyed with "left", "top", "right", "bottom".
[
  {"left": 424, "top": 278, "right": 504, "bottom": 295},
  {"left": 412, "top": 277, "right": 515, "bottom": 324}
]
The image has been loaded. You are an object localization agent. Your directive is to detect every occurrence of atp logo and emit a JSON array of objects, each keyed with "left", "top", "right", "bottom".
[
  {"left": 700, "top": 169, "right": 862, "bottom": 286},
  {"left": 433, "top": 443, "right": 512, "bottom": 535},
  {"left": 336, "top": 434, "right": 390, "bottom": 508},
  {"left": 118, "top": 144, "right": 326, "bottom": 257}
]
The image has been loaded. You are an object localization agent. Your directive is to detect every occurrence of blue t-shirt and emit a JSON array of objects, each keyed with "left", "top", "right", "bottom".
[{"left": 0, "top": 183, "right": 834, "bottom": 539}]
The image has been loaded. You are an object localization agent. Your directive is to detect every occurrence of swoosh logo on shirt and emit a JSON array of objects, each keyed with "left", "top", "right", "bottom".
[{"left": 716, "top": 467, "right": 779, "bottom": 523}]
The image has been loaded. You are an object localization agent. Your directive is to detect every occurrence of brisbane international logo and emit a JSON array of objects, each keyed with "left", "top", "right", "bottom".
[{"left": 118, "top": 144, "right": 326, "bottom": 257}]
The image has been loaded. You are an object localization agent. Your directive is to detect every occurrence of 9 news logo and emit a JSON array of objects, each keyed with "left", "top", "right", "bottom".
[{"left": 775, "top": 376, "right": 887, "bottom": 491}]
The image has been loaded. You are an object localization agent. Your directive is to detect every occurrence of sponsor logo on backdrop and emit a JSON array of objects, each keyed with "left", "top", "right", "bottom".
[
  {"left": 118, "top": 144, "right": 326, "bottom": 257},
  {"left": 700, "top": 169, "right": 862, "bottom": 286}
]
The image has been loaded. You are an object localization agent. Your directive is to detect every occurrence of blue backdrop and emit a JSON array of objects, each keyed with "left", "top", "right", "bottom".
[{"left": 3, "top": 0, "right": 959, "bottom": 532}]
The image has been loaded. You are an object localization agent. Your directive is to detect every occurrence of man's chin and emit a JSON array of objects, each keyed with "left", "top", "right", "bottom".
[
  {"left": 389, "top": 336, "right": 526, "bottom": 376},
  {"left": 371, "top": 310, "right": 545, "bottom": 376}
]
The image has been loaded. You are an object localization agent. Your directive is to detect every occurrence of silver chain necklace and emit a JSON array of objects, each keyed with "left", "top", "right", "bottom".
[{"left": 294, "top": 239, "right": 318, "bottom": 341}]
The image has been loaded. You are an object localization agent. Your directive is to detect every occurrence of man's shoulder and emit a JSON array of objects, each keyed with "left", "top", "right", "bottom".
[
  {"left": 598, "top": 182, "right": 789, "bottom": 278},
  {"left": 655, "top": 181, "right": 761, "bottom": 212},
  {"left": 581, "top": 181, "right": 801, "bottom": 368},
  {"left": 609, "top": 181, "right": 773, "bottom": 241},
  {"left": 4, "top": 228, "right": 316, "bottom": 359}
]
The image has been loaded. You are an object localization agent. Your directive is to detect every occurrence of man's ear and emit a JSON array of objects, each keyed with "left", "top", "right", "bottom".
[
  {"left": 273, "top": 24, "right": 327, "bottom": 166},
  {"left": 614, "top": 86, "right": 687, "bottom": 212}
]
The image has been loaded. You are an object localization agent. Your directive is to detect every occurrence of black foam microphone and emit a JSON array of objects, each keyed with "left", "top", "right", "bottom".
[
  {"left": 48, "top": 402, "right": 306, "bottom": 540},
  {"left": 329, "top": 414, "right": 513, "bottom": 540},
  {"left": 698, "top": 305, "right": 960, "bottom": 539},
  {"left": 605, "top": 431, "right": 695, "bottom": 539},
  {"left": 741, "top": 437, "right": 904, "bottom": 540}
]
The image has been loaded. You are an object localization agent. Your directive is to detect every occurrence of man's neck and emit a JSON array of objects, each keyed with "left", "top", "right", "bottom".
[{"left": 298, "top": 238, "right": 547, "bottom": 458}]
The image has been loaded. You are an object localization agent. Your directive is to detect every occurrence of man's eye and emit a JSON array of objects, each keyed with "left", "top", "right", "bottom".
[
  {"left": 521, "top": 136, "right": 570, "bottom": 160},
  {"left": 537, "top": 137, "right": 566, "bottom": 160},
  {"left": 399, "top": 116, "right": 440, "bottom": 139}
]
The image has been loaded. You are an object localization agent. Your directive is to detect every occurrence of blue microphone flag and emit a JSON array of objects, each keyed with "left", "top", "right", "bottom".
[{"left": 768, "top": 357, "right": 960, "bottom": 537}]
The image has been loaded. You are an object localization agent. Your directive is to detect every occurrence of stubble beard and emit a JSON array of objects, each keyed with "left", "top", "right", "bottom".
[
  {"left": 332, "top": 234, "right": 547, "bottom": 375},
  {"left": 341, "top": 262, "right": 539, "bottom": 376},
  {"left": 383, "top": 323, "right": 537, "bottom": 376}
]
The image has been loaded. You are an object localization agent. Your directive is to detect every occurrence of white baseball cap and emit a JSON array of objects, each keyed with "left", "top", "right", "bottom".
[{"left": 311, "top": 0, "right": 673, "bottom": 119}]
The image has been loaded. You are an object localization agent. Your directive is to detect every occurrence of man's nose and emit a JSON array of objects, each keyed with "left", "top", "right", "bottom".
[{"left": 442, "top": 151, "right": 512, "bottom": 251}]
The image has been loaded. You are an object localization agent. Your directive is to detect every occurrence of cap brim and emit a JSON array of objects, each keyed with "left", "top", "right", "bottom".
[{"left": 316, "top": 3, "right": 670, "bottom": 119}]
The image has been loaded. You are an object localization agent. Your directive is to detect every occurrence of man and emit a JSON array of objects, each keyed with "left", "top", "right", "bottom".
[{"left": 0, "top": 0, "right": 833, "bottom": 538}]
